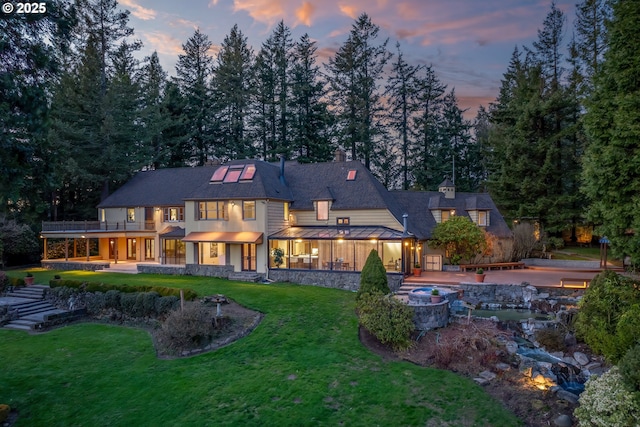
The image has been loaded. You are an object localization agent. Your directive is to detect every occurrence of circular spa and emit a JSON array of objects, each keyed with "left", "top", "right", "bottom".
[
  {"left": 407, "top": 286, "right": 454, "bottom": 330},
  {"left": 407, "top": 287, "right": 455, "bottom": 305}
]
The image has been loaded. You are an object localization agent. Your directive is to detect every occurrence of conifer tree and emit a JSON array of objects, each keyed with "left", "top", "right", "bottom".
[{"left": 582, "top": 0, "right": 640, "bottom": 264}]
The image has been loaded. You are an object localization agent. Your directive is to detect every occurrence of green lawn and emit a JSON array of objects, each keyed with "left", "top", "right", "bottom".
[{"left": 1, "top": 269, "right": 521, "bottom": 426}]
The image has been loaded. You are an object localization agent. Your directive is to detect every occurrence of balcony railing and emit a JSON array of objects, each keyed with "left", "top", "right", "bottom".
[{"left": 42, "top": 220, "right": 156, "bottom": 232}]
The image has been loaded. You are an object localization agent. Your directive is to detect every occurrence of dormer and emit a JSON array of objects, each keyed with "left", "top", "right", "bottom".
[{"left": 438, "top": 177, "right": 456, "bottom": 199}]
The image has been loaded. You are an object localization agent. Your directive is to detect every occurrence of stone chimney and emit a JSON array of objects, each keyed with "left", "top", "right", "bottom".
[
  {"left": 334, "top": 148, "right": 346, "bottom": 162},
  {"left": 438, "top": 177, "right": 456, "bottom": 199}
]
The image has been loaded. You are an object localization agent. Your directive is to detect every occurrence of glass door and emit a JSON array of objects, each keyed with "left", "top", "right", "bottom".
[{"left": 242, "top": 243, "right": 256, "bottom": 271}]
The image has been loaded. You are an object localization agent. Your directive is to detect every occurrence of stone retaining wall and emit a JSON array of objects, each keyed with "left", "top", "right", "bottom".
[
  {"left": 41, "top": 260, "right": 110, "bottom": 271},
  {"left": 137, "top": 264, "right": 186, "bottom": 275},
  {"left": 268, "top": 269, "right": 403, "bottom": 292},
  {"left": 458, "top": 282, "right": 537, "bottom": 306},
  {"left": 412, "top": 301, "right": 450, "bottom": 330},
  {"left": 522, "top": 258, "right": 600, "bottom": 269}
]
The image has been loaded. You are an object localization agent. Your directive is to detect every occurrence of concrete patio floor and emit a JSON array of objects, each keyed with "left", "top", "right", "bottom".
[{"left": 406, "top": 267, "right": 606, "bottom": 288}]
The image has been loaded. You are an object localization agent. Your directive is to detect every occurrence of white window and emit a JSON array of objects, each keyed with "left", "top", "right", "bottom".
[
  {"left": 243, "top": 201, "right": 256, "bottom": 220},
  {"left": 478, "top": 211, "right": 488, "bottom": 226},
  {"left": 316, "top": 201, "right": 329, "bottom": 221},
  {"left": 164, "top": 207, "right": 184, "bottom": 222},
  {"left": 441, "top": 210, "right": 454, "bottom": 222},
  {"left": 127, "top": 208, "right": 135, "bottom": 222}
]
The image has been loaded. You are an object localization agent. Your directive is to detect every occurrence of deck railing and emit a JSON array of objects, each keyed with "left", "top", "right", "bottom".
[{"left": 42, "top": 220, "right": 156, "bottom": 232}]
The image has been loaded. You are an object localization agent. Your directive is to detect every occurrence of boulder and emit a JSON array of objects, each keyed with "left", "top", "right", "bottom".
[{"left": 573, "top": 351, "right": 589, "bottom": 366}]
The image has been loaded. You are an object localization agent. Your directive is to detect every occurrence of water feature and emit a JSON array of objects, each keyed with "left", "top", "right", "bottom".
[{"left": 407, "top": 286, "right": 455, "bottom": 305}]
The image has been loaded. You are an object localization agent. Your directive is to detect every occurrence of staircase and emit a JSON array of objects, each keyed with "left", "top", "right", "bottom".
[
  {"left": 228, "top": 271, "right": 263, "bottom": 283},
  {"left": 2, "top": 285, "right": 68, "bottom": 331}
]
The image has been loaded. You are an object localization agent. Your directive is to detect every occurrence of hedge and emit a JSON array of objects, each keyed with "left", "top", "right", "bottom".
[{"left": 49, "top": 279, "right": 198, "bottom": 300}]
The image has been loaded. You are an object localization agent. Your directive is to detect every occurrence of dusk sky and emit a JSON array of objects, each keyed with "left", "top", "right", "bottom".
[{"left": 120, "top": 0, "right": 578, "bottom": 118}]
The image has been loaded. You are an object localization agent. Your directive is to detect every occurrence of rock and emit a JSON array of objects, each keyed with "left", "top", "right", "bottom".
[
  {"left": 585, "top": 362, "right": 601, "bottom": 371},
  {"left": 564, "top": 332, "right": 577, "bottom": 347},
  {"left": 495, "top": 362, "right": 511, "bottom": 372},
  {"left": 556, "top": 389, "right": 579, "bottom": 404},
  {"left": 479, "top": 370, "right": 497, "bottom": 381},
  {"left": 473, "top": 377, "right": 489, "bottom": 385},
  {"left": 573, "top": 351, "right": 589, "bottom": 366},
  {"left": 550, "top": 351, "right": 564, "bottom": 359},
  {"left": 505, "top": 341, "right": 518, "bottom": 354},
  {"left": 553, "top": 414, "right": 573, "bottom": 427},
  {"left": 562, "top": 356, "right": 578, "bottom": 366}
]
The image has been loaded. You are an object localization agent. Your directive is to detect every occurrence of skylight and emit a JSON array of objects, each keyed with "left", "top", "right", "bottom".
[
  {"left": 347, "top": 169, "right": 357, "bottom": 180},
  {"left": 211, "top": 164, "right": 256, "bottom": 183}
]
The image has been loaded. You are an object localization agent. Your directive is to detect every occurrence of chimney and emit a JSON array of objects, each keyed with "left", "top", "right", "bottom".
[
  {"left": 334, "top": 148, "right": 346, "bottom": 162},
  {"left": 279, "top": 156, "right": 286, "bottom": 185}
]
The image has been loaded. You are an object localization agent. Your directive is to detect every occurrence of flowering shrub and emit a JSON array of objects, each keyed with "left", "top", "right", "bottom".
[
  {"left": 357, "top": 292, "right": 414, "bottom": 351},
  {"left": 574, "top": 366, "right": 640, "bottom": 426}
]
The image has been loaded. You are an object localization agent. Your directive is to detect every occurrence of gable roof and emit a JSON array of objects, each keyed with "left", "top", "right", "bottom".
[
  {"left": 185, "top": 160, "right": 292, "bottom": 201},
  {"left": 283, "top": 160, "right": 397, "bottom": 211},
  {"left": 392, "top": 190, "right": 512, "bottom": 239},
  {"left": 98, "top": 167, "right": 214, "bottom": 208}
]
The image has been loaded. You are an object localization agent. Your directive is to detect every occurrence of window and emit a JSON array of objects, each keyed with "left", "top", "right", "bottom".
[
  {"left": 127, "top": 208, "right": 135, "bottom": 222},
  {"left": 283, "top": 202, "right": 289, "bottom": 221},
  {"left": 441, "top": 209, "right": 455, "bottom": 222},
  {"left": 198, "top": 201, "right": 227, "bottom": 220},
  {"left": 478, "top": 211, "right": 488, "bottom": 226},
  {"left": 316, "top": 201, "right": 329, "bottom": 221},
  {"left": 243, "top": 201, "right": 256, "bottom": 220},
  {"left": 210, "top": 164, "right": 256, "bottom": 183},
  {"left": 337, "top": 217, "right": 350, "bottom": 226},
  {"left": 163, "top": 207, "right": 184, "bottom": 222},
  {"left": 347, "top": 169, "right": 357, "bottom": 180}
]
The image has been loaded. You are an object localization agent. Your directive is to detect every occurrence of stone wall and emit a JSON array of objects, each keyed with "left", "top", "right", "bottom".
[
  {"left": 267, "top": 270, "right": 404, "bottom": 292},
  {"left": 458, "top": 282, "right": 537, "bottom": 306},
  {"left": 412, "top": 301, "right": 450, "bottom": 330},
  {"left": 41, "top": 260, "right": 110, "bottom": 271},
  {"left": 522, "top": 258, "right": 600, "bottom": 269},
  {"left": 137, "top": 264, "right": 186, "bottom": 275}
]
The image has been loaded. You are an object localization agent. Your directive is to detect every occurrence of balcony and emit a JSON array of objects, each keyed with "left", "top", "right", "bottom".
[{"left": 42, "top": 220, "right": 156, "bottom": 232}]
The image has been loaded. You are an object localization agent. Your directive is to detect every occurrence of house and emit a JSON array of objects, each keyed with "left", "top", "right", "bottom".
[{"left": 41, "top": 156, "right": 512, "bottom": 287}]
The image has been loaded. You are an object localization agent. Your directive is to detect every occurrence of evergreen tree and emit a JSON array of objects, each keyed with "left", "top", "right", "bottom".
[
  {"left": 411, "top": 65, "right": 446, "bottom": 190},
  {"left": 0, "top": 2, "right": 73, "bottom": 221},
  {"left": 138, "top": 51, "right": 170, "bottom": 168},
  {"left": 574, "top": 0, "right": 612, "bottom": 95},
  {"left": 327, "top": 13, "right": 391, "bottom": 169},
  {"left": 582, "top": 0, "right": 640, "bottom": 264},
  {"left": 385, "top": 43, "right": 420, "bottom": 189},
  {"left": 289, "top": 34, "right": 333, "bottom": 163},
  {"left": 174, "top": 29, "right": 215, "bottom": 165},
  {"left": 213, "top": 25, "right": 254, "bottom": 160}
]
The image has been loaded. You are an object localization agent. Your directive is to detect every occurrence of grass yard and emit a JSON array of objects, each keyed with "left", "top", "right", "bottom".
[{"left": 1, "top": 269, "right": 521, "bottom": 426}]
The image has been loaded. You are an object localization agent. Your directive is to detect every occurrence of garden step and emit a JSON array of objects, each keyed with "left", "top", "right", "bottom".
[
  {"left": 6, "top": 285, "right": 48, "bottom": 299},
  {"left": 228, "top": 272, "right": 263, "bottom": 282},
  {"left": 3, "top": 321, "right": 35, "bottom": 331}
]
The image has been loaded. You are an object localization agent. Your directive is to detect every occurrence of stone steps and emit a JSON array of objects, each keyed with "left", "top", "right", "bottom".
[
  {"left": 228, "top": 272, "right": 263, "bottom": 283},
  {"left": 2, "top": 285, "right": 68, "bottom": 331}
]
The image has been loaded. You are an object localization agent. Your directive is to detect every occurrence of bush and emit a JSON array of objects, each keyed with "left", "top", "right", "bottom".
[
  {"left": 511, "top": 222, "right": 538, "bottom": 260},
  {"left": 0, "top": 271, "right": 7, "bottom": 293},
  {"left": 104, "top": 290, "right": 121, "bottom": 310},
  {"left": 0, "top": 404, "right": 10, "bottom": 423},
  {"left": 619, "top": 344, "right": 640, "bottom": 393},
  {"left": 357, "top": 249, "right": 390, "bottom": 301},
  {"left": 85, "top": 292, "right": 105, "bottom": 314},
  {"left": 430, "top": 215, "right": 487, "bottom": 265},
  {"left": 357, "top": 292, "right": 414, "bottom": 351},
  {"left": 575, "top": 366, "right": 640, "bottom": 426},
  {"left": 575, "top": 270, "right": 640, "bottom": 362},
  {"left": 48, "top": 279, "right": 197, "bottom": 300},
  {"left": 156, "top": 296, "right": 179, "bottom": 317},
  {"left": 156, "top": 303, "right": 215, "bottom": 354},
  {"left": 535, "top": 326, "right": 566, "bottom": 352}
]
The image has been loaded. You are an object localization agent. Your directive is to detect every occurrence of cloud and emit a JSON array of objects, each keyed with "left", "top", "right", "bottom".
[
  {"left": 168, "top": 18, "right": 200, "bottom": 30},
  {"left": 231, "top": 0, "right": 285, "bottom": 27},
  {"left": 118, "top": 0, "right": 156, "bottom": 20},
  {"left": 295, "top": 2, "right": 315, "bottom": 26},
  {"left": 143, "top": 32, "right": 185, "bottom": 57}
]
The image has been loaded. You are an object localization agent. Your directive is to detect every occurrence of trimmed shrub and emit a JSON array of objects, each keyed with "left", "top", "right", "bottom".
[
  {"left": 48, "top": 279, "right": 197, "bottom": 300},
  {"left": 619, "top": 344, "right": 640, "bottom": 393},
  {"left": 357, "top": 249, "right": 390, "bottom": 301},
  {"left": 156, "top": 296, "right": 179, "bottom": 317},
  {"left": 8, "top": 277, "right": 24, "bottom": 287},
  {"left": 120, "top": 293, "right": 137, "bottom": 317},
  {"left": 357, "top": 292, "right": 414, "bottom": 351},
  {"left": 85, "top": 292, "right": 105, "bottom": 314},
  {"left": 156, "top": 303, "right": 215, "bottom": 354},
  {"left": 142, "top": 292, "right": 160, "bottom": 317},
  {"left": 104, "top": 290, "right": 121, "bottom": 310},
  {"left": 575, "top": 271, "right": 640, "bottom": 362},
  {"left": 575, "top": 366, "right": 640, "bottom": 426}
]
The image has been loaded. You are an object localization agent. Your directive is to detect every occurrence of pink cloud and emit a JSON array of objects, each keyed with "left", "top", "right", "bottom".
[
  {"left": 118, "top": 0, "right": 156, "bottom": 20},
  {"left": 295, "top": 1, "right": 315, "bottom": 26},
  {"left": 143, "top": 32, "right": 185, "bottom": 56}
]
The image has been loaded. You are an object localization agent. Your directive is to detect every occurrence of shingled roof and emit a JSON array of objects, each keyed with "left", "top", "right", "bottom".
[{"left": 392, "top": 190, "right": 512, "bottom": 239}]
